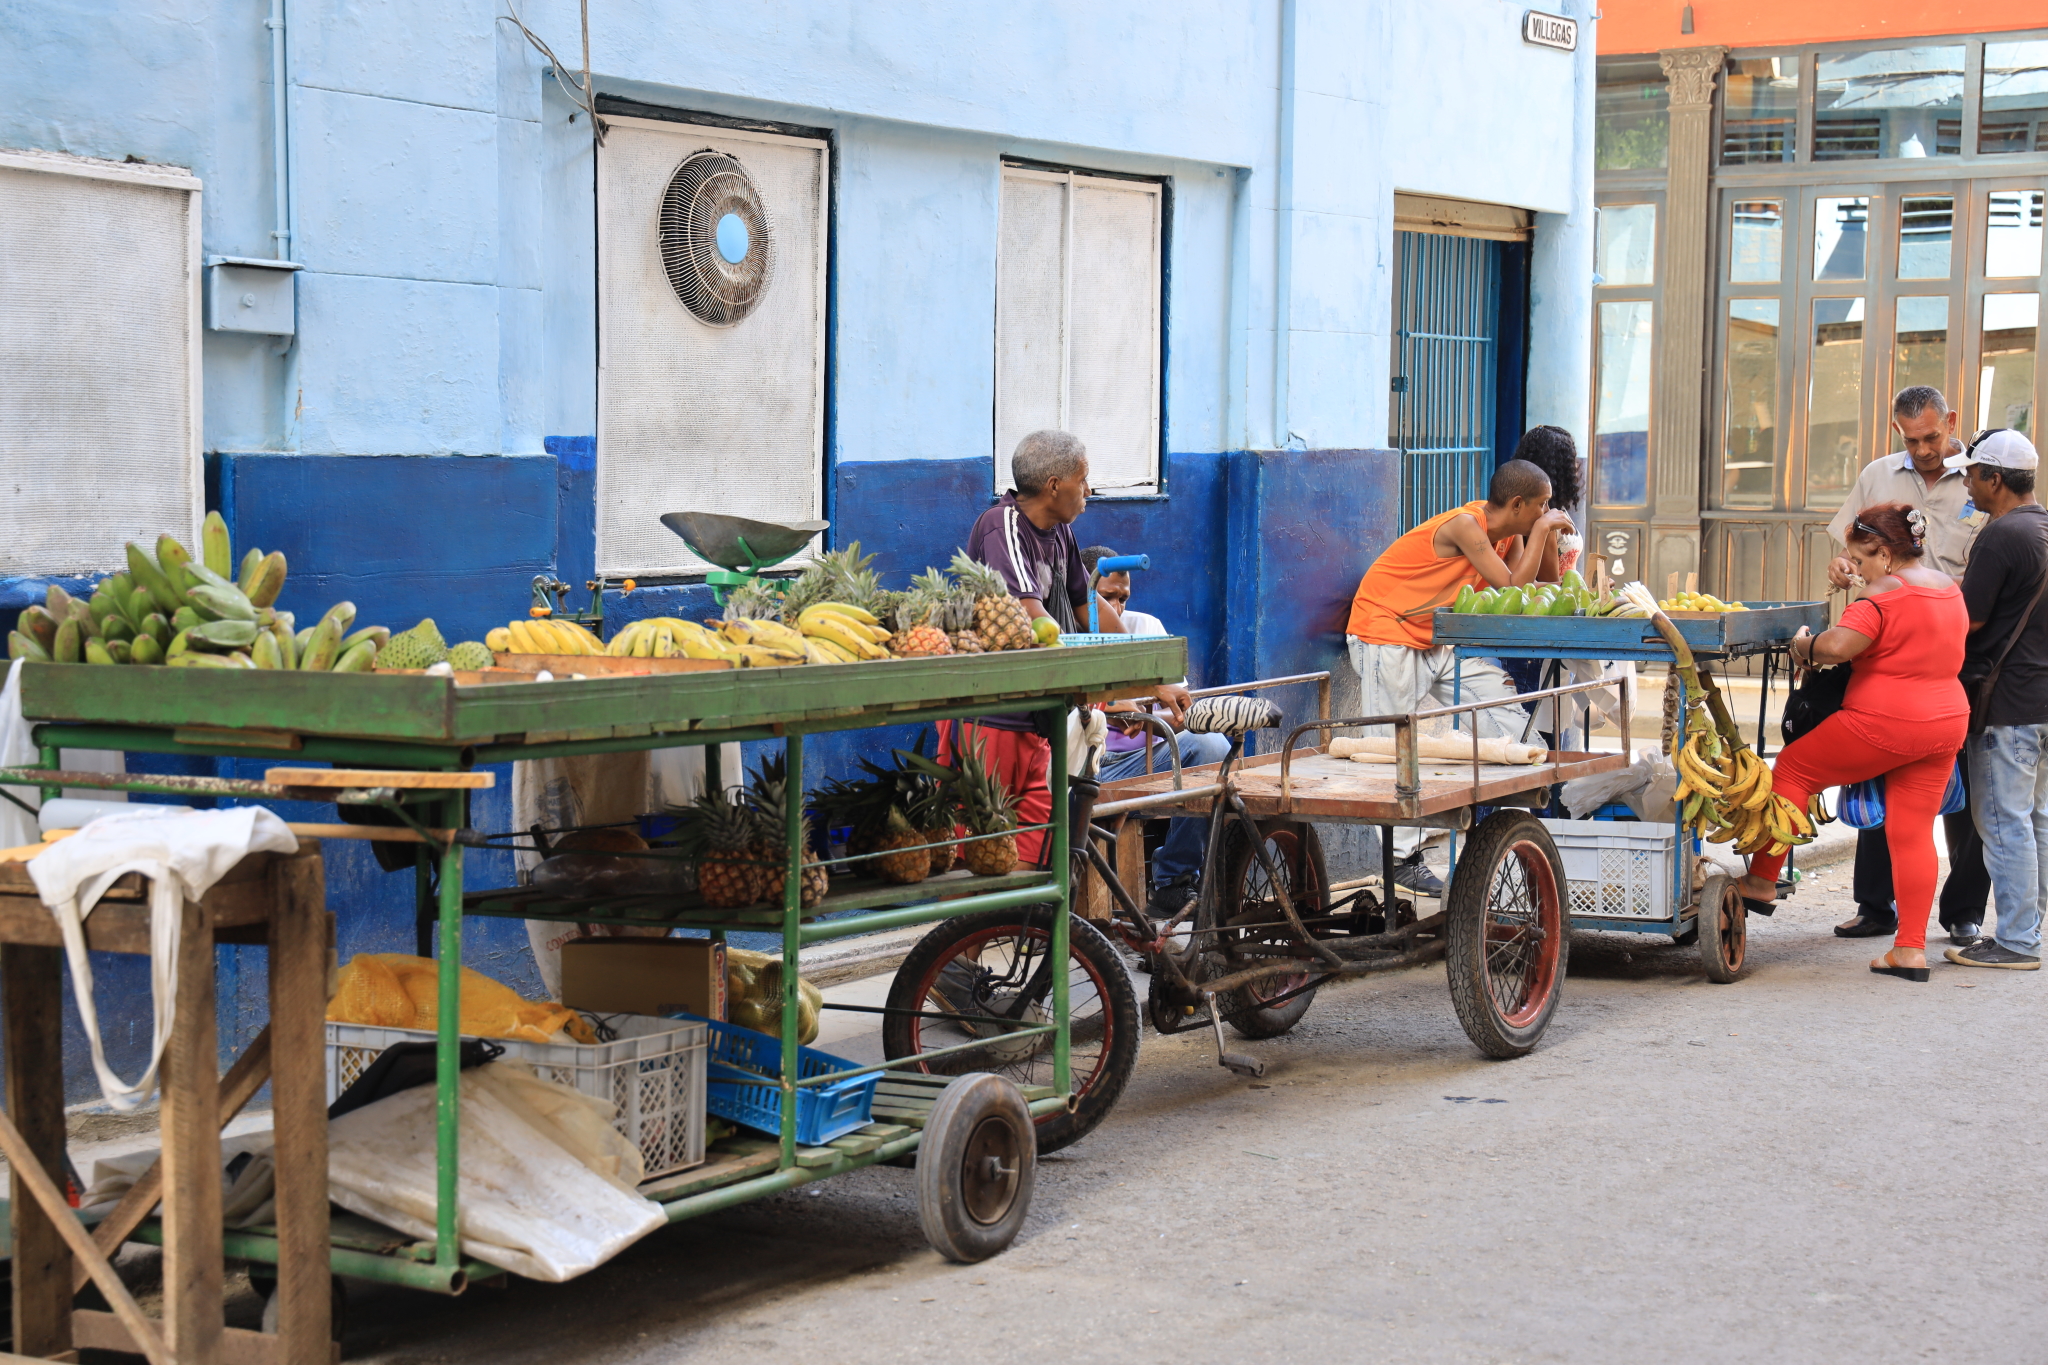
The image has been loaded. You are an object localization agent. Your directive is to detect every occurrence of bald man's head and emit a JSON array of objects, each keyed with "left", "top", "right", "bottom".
[{"left": 1487, "top": 459, "right": 1552, "bottom": 507}]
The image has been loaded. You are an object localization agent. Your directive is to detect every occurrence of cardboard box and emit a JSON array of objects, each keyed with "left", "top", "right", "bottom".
[{"left": 560, "top": 937, "right": 727, "bottom": 1020}]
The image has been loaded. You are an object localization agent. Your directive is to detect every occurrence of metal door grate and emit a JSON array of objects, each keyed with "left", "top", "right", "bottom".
[{"left": 1391, "top": 232, "right": 1502, "bottom": 530}]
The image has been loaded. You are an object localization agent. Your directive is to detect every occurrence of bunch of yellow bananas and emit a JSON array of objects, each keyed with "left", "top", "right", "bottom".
[
  {"left": 793, "top": 602, "right": 892, "bottom": 663},
  {"left": 486, "top": 618, "right": 606, "bottom": 656},
  {"left": 1675, "top": 725, "right": 1828, "bottom": 856}
]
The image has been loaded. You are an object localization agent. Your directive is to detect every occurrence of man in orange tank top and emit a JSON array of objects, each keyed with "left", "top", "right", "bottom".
[{"left": 1344, "top": 459, "right": 1572, "bottom": 891}]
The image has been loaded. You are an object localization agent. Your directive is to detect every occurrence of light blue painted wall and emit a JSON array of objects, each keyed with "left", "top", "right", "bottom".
[{"left": 5, "top": 0, "right": 1591, "bottom": 467}]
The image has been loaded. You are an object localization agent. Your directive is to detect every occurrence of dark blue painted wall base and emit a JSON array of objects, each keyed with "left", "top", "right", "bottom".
[
  {"left": 21, "top": 446, "right": 1399, "bottom": 1104},
  {"left": 211, "top": 453, "right": 559, "bottom": 649}
]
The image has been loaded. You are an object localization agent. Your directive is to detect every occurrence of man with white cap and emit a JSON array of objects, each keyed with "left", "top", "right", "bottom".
[{"left": 1949, "top": 428, "right": 2048, "bottom": 970}]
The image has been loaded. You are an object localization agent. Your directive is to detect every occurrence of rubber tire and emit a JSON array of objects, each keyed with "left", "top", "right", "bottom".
[
  {"left": 1698, "top": 871, "right": 1748, "bottom": 983},
  {"left": 1445, "top": 810, "right": 1569, "bottom": 1058},
  {"left": 1212, "top": 819, "right": 1328, "bottom": 1039},
  {"left": 916, "top": 1072, "right": 1037, "bottom": 1264},
  {"left": 884, "top": 907, "right": 1139, "bottom": 1154}
]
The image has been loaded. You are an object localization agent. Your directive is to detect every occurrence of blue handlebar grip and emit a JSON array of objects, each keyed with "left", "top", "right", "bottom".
[{"left": 1097, "top": 554, "right": 1149, "bottom": 574}]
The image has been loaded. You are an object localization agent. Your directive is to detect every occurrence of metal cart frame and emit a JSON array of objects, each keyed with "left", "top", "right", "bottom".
[{"left": 1, "top": 639, "right": 1184, "bottom": 1307}]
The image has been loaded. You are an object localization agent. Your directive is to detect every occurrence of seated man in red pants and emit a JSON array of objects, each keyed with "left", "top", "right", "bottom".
[
  {"left": 940, "top": 429, "right": 1188, "bottom": 866},
  {"left": 1736, "top": 503, "right": 1970, "bottom": 981}
]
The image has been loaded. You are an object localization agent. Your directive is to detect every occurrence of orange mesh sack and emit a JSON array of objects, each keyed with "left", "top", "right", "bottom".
[{"left": 327, "top": 954, "right": 583, "bottom": 1044}]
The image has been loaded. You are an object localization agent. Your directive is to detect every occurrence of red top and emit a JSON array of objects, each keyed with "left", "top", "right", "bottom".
[{"left": 1835, "top": 583, "right": 1970, "bottom": 749}]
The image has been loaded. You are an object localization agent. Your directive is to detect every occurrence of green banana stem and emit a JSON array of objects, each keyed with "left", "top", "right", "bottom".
[{"left": 1692, "top": 664, "right": 1748, "bottom": 753}]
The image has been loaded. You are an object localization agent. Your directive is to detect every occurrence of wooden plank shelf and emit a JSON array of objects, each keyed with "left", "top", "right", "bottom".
[{"left": 462, "top": 868, "right": 1056, "bottom": 932}]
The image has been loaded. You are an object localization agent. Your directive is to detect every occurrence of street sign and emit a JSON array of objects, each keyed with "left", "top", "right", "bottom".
[{"left": 1523, "top": 10, "right": 1577, "bottom": 51}]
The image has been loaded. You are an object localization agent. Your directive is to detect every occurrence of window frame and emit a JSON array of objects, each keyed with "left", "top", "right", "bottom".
[{"left": 993, "top": 159, "right": 1170, "bottom": 501}]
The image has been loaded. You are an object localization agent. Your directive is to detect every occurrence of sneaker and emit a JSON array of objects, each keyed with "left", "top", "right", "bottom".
[
  {"left": 1391, "top": 852, "right": 1444, "bottom": 898},
  {"left": 1943, "top": 940, "right": 2041, "bottom": 970},
  {"left": 1947, "top": 921, "right": 1984, "bottom": 946},
  {"left": 1145, "top": 872, "right": 1198, "bottom": 920}
]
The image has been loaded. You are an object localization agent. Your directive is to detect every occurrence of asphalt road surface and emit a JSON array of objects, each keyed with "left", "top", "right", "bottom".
[{"left": 336, "top": 865, "right": 2042, "bottom": 1365}]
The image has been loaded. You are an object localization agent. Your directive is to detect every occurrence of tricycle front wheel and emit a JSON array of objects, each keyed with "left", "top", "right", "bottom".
[{"left": 1445, "top": 811, "right": 1567, "bottom": 1058}]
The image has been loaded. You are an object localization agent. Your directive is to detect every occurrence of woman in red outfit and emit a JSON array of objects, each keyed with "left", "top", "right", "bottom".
[{"left": 1736, "top": 502, "right": 1970, "bottom": 981}]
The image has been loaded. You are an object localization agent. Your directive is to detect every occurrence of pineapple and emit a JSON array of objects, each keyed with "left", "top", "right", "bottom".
[
  {"left": 955, "top": 735, "right": 1021, "bottom": 876},
  {"left": 745, "top": 756, "right": 828, "bottom": 909},
  {"left": 949, "top": 550, "right": 1038, "bottom": 651},
  {"left": 874, "top": 807, "right": 932, "bottom": 885},
  {"left": 889, "top": 570, "right": 954, "bottom": 656},
  {"left": 688, "top": 786, "right": 765, "bottom": 908},
  {"left": 724, "top": 579, "right": 785, "bottom": 624},
  {"left": 943, "top": 591, "right": 986, "bottom": 654},
  {"left": 783, "top": 542, "right": 887, "bottom": 622}
]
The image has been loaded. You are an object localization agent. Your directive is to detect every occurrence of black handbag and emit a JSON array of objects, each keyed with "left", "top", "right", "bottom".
[
  {"left": 1780, "top": 661, "right": 1851, "bottom": 744},
  {"left": 1780, "top": 596, "right": 1879, "bottom": 745}
]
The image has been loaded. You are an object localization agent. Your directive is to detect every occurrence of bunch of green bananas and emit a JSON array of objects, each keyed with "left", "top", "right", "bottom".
[
  {"left": 1674, "top": 720, "right": 1828, "bottom": 856},
  {"left": 7, "top": 512, "right": 382, "bottom": 672}
]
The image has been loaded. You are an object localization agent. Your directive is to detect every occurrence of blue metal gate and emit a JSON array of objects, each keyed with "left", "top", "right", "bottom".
[{"left": 1391, "top": 232, "right": 1503, "bottom": 530}]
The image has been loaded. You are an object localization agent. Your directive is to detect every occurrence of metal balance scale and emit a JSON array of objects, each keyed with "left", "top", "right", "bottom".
[{"left": 659, "top": 511, "right": 829, "bottom": 605}]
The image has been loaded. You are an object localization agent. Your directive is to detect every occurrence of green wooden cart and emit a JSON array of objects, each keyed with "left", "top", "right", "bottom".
[{"left": 6, "top": 637, "right": 1185, "bottom": 1300}]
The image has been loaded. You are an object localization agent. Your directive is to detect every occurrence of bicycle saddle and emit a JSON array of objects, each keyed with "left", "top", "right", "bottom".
[{"left": 1184, "top": 695, "right": 1282, "bottom": 737}]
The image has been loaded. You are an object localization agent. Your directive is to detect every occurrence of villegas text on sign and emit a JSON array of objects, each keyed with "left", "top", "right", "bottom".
[{"left": 1522, "top": 10, "right": 1577, "bottom": 50}]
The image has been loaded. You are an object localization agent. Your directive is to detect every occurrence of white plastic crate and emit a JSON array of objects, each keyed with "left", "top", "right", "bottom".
[
  {"left": 325, "top": 1014, "right": 708, "bottom": 1179},
  {"left": 1542, "top": 818, "right": 1676, "bottom": 923}
]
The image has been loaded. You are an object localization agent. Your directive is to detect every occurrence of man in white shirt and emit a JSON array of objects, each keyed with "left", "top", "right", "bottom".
[
  {"left": 1081, "top": 546, "right": 1227, "bottom": 918},
  {"left": 1824, "top": 385, "right": 1991, "bottom": 943}
]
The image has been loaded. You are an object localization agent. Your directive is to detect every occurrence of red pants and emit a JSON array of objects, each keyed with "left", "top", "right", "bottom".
[
  {"left": 938, "top": 721, "right": 1053, "bottom": 868},
  {"left": 1749, "top": 711, "right": 1964, "bottom": 950}
]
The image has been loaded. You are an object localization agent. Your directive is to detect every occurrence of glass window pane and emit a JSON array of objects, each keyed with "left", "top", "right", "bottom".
[
  {"left": 1730, "top": 200, "right": 1783, "bottom": 282},
  {"left": 1979, "top": 293, "right": 2039, "bottom": 435},
  {"left": 1595, "top": 301, "right": 1653, "bottom": 505},
  {"left": 1892, "top": 296, "right": 1949, "bottom": 402},
  {"left": 1807, "top": 299, "right": 1865, "bottom": 507},
  {"left": 1724, "top": 299, "right": 1781, "bottom": 507},
  {"left": 1595, "top": 205, "right": 1656, "bottom": 286},
  {"left": 1596, "top": 57, "right": 1670, "bottom": 170},
  {"left": 1814, "top": 46, "right": 1964, "bottom": 160},
  {"left": 1987, "top": 190, "right": 2046, "bottom": 278},
  {"left": 1815, "top": 197, "right": 1870, "bottom": 281},
  {"left": 1897, "top": 195, "right": 1953, "bottom": 279},
  {"left": 1721, "top": 57, "right": 1799, "bottom": 165},
  {"left": 1981, "top": 40, "right": 2048, "bottom": 154}
]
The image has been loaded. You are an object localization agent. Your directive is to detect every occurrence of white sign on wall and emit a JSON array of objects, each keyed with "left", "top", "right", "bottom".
[{"left": 1523, "top": 10, "right": 1578, "bottom": 51}]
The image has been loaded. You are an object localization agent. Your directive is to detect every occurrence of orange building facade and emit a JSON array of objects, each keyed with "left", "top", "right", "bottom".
[{"left": 1587, "top": 3, "right": 2047, "bottom": 602}]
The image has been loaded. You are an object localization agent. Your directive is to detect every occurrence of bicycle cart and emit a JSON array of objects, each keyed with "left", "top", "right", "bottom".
[
  {"left": 0, "top": 636, "right": 1184, "bottom": 1348},
  {"left": 1436, "top": 600, "right": 1826, "bottom": 982},
  {"left": 882, "top": 674, "right": 1629, "bottom": 1110}
]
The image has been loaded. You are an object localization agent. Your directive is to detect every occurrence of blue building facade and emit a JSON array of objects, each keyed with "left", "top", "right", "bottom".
[{"left": 2, "top": 0, "right": 1595, "bottom": 1098}]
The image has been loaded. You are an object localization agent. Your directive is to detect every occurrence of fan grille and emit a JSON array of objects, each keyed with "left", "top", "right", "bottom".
[{"left": 658, "top": 151, "right": 773, "bottom": 326}]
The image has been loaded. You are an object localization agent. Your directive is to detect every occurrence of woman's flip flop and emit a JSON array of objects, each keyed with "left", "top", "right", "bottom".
[
  {"left": 1869, "top": 949, "right": 1930, "bottom": 982},
  {"left": 1741, "top": 897, "right": 1776, "bottom": 918}
]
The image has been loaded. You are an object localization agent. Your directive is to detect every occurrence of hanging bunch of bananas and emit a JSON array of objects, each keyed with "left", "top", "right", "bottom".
[
  {"left": 1620, "top": 580, "right": 1834, "bottom": 857},
  {"left": 1675, "top": 720, "right": 1826, "bottom": 855},
  {"left": 792, "top": 602, "right": 893, "bottom": 663}
]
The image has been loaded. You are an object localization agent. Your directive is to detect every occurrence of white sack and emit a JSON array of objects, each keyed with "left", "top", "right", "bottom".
[{"left": 324, "top": 1062, "right": 663, "bottom": 1282}]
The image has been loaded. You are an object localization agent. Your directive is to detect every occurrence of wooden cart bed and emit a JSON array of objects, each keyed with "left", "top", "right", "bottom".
[{"left": 1099, "top": 746, "right": 1628, "bottom": 824}]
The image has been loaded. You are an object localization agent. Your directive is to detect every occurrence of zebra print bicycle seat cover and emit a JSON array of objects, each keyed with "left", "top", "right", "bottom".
[{"left": 1184, "top": 695, "right": 1282, "bottom": 737}]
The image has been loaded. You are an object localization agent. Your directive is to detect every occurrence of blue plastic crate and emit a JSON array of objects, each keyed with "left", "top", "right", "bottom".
[{"left": 668, "top": 1013, "right": 878, "bottom": 1146}]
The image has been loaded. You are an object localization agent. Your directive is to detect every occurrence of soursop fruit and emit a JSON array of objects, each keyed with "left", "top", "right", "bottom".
[
  {"left": 446, "top": 640, "right": 493, "bottom": 671},
  {"left": 378, "top": 620, "right": 450, "bottom": 670}
]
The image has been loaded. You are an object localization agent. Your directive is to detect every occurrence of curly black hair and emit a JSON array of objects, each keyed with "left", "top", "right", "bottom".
[{"left": 1511, "top": 425, "right": 1582, "bottom": 511}]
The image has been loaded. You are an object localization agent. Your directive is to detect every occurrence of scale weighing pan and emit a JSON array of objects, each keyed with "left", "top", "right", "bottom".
[{"left": 658, "top": 512, "right": 828, "bottom": 571}]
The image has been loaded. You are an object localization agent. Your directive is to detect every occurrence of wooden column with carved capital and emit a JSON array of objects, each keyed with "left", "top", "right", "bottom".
[{"left": 1649, "top": 45, "right": 1728, "bottom": 590}]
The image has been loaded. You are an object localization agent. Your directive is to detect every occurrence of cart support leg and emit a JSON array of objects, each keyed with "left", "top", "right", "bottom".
[
  {"left": 781, "top": 731, "right": 803, "bottom": 1171},
  {"left": 435, "top": 790, "right": 464, "bottom": 1268},
  {"left": 1050, "top": 701, "right": 1070, "bottom": 1096},
  {"left": 1382, "top": 825, "right": 1397, "bottom": 921}
]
